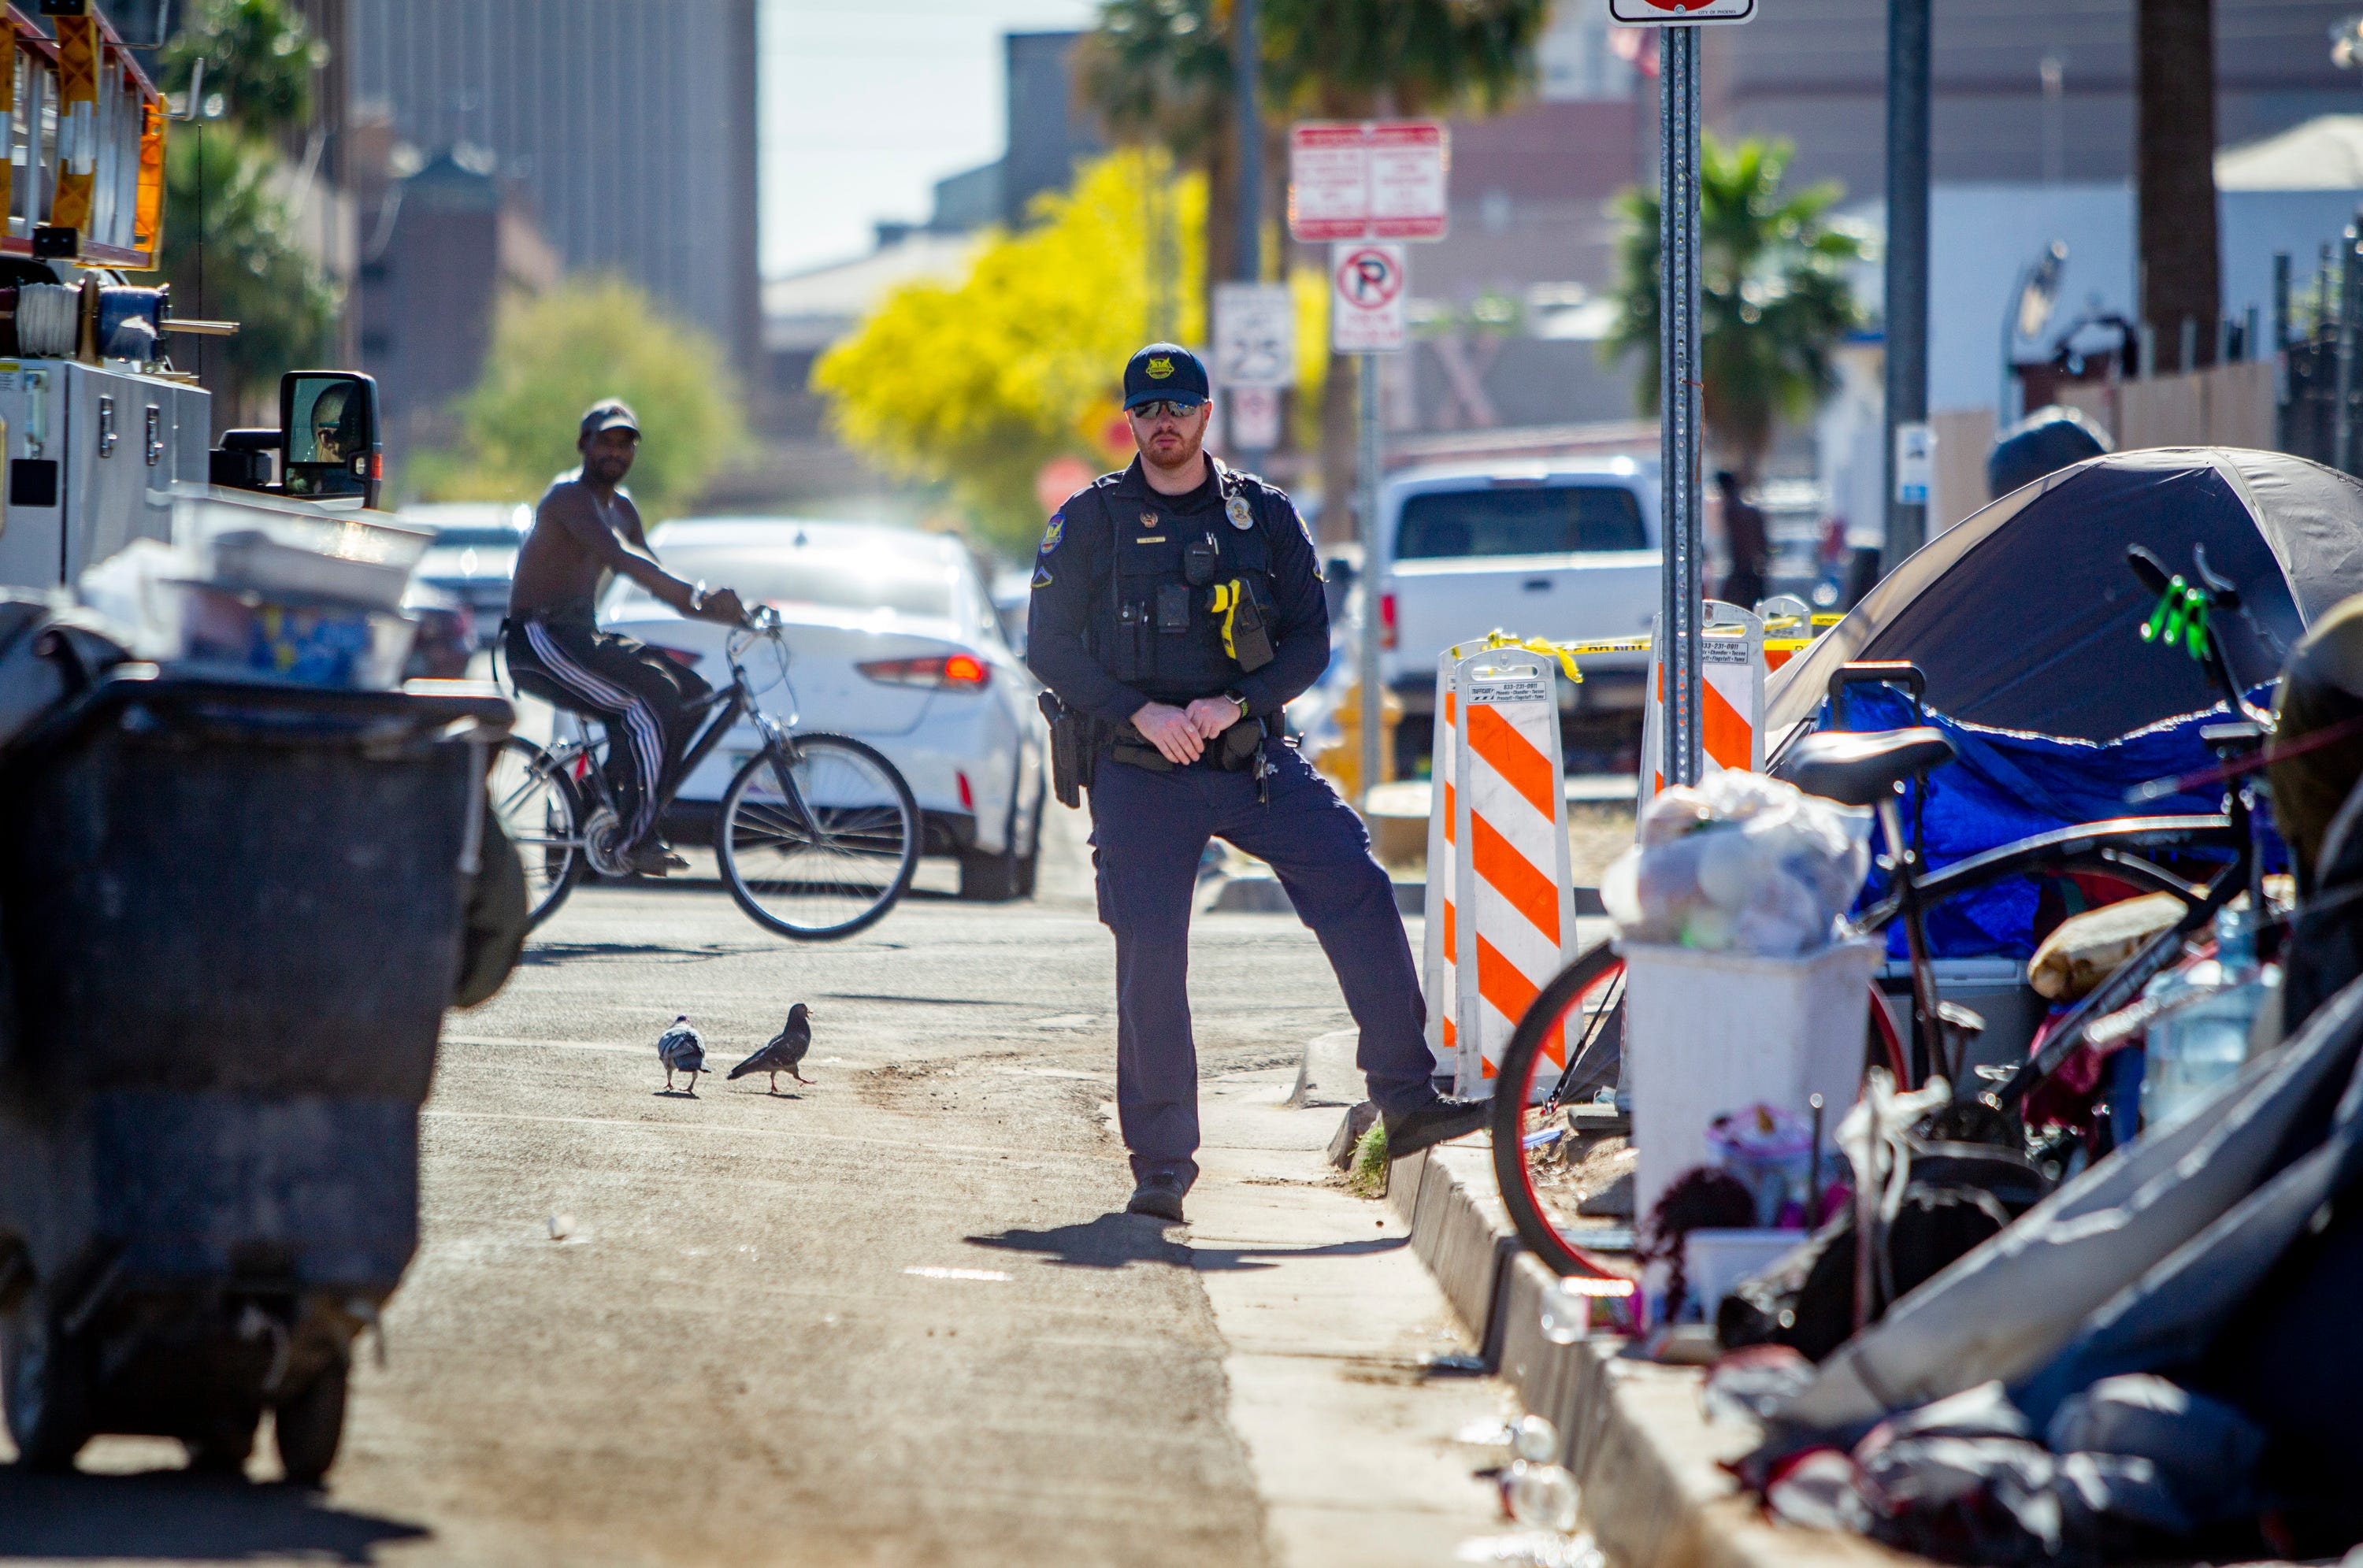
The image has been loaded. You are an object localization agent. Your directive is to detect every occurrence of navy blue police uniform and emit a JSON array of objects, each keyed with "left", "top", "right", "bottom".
[{"left": 1026, "top": 347, "right": 1458, "bottom": 1202}]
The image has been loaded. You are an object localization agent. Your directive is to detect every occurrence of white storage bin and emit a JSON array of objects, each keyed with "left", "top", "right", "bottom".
[
  {"left": 1682, "top": 1226, "right": 1802, "bottom": 1321},
  {"left": 1619, "top": 936, "right": 1879, "bottom": 1227}
]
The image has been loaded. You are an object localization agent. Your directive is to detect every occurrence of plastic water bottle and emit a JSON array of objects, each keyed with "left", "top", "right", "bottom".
[{"left": 2141, "top": 909, "right": 2266, "bottom": 1134}]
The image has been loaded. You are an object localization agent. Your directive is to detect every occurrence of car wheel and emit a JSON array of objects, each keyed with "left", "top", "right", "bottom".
[
  {"left": 958, "top": 846, "right": 1022, "bottom": 901},
  {"left": 2, "top": 1304, "right": 92, "bottom": 1471},
  {"left": 273, "top": 1355, "right": 349, "bottom": 1488},
  {"left": 1013, "top": 779, "right": 1045, "bottom": 899}
]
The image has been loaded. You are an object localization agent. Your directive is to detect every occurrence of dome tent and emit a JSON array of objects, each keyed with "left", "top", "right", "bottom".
[{"left": 1768, "top": 449, "right": 2363, "bottom": 748}]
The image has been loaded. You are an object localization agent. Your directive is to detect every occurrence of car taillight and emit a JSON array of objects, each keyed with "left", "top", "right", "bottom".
[
  {"left": 858, "top": 653, "right": 992, "bottom": 690},
  {"left": 648, "top": 645, "right": 703, "bottom": 669},
  {"left": 957, "top": 771, "right": 974, "bottom": 810},
  {"left": 1380, "top": 590, "right": 1398, "bottom": 651}
]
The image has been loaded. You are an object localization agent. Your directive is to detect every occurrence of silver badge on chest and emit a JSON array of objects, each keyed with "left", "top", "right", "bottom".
[{"left": 1225, "top": 494, "right": 1254, "bottom": 531}]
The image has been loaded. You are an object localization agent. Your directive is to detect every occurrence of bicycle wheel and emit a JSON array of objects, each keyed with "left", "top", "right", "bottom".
[
  {"left": 488, "top": 735, "right": 588, "bottom": 929},
  {"left": 716, "top": 733, "right": 920, "bottom": 940},
  {"left": 1489, "top": 940, "right": 1638, "bottom": 1281}
]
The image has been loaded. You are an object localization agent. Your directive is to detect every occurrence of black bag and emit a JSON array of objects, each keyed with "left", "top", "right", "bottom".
[{"left": 1719, "top": 1138, "right": 2050, "bottom": 1361}]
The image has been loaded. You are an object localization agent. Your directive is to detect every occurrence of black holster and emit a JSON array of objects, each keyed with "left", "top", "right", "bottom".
[{"left": 1038, "top": 691, "right": 1098, "bottom": 806}]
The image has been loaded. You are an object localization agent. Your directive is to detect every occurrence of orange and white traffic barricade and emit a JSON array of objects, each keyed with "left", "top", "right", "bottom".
[
  {"left": 1637, "top": 600, "right": 1765, "bottom": 807},
  {"left": 1420, "top": 636, "right": 1583, "bottom": 1095}
]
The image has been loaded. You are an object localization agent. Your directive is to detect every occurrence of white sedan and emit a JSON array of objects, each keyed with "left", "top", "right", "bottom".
[{"left": 598, "top": 517, "right": 1049, "bottom": 900}]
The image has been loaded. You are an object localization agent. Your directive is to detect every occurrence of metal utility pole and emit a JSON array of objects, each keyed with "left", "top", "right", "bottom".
[
  {"left": 1659, "top": 25, "right": 1704, "bottom": 788},
  {"left": 1235, "top": 0, "right": 1261, "bottom": 282},
  {"left": 2339, "top": 217, "right": 2360, "bottom": 476},
  {"left": 1883, "top": 0, "right": 1931, "bottom": 573},
  {"left": 1358, "top": 352, "right": 1383, "bottom": 803}
]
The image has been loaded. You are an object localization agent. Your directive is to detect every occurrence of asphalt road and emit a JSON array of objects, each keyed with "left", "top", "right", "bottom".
[{"left": 0, "top": 811, "right": 1493, "bottom": 1566}]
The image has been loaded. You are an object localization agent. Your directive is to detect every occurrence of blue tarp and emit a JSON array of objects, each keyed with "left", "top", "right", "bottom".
[{"left": 1830, "top": 684, "right": 2272, "bottom": 958}]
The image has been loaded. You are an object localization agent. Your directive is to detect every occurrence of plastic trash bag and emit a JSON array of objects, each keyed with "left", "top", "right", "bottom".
[{"left": 1603, "top": 772, "right": 1873, "bottom": 956}]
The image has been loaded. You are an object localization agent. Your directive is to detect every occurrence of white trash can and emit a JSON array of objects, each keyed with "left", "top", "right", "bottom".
[{"left": 1618, "top": 937, "right": 1880, "bottom": 1230}]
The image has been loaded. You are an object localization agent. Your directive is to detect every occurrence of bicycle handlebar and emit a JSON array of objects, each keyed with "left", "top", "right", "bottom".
[{"left": 2127, "top": 543, "right": 2270, "bottom": 728}]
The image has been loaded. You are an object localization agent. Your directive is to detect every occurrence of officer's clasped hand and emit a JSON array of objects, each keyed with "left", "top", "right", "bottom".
[
  {"left": 1183, "top": 696, "right": 1242, "bottom": 741},
  {"left": 1132, "top": 701, "right": 1205, "bottom": 766}
]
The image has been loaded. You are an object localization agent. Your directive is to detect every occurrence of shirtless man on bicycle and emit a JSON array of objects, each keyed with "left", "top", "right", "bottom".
[{"left": 505, "top": 400, "right": 748, "bottom": 876}]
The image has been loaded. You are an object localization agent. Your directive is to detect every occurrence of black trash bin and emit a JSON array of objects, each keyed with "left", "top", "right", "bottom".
[{"left": 0, "top": 671, "right": 509, "bottom": 1478}]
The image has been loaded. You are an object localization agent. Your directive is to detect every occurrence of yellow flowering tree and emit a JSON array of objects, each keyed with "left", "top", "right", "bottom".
[{"left": 817, "top": 153, "right": 1207, "bottom": 554}]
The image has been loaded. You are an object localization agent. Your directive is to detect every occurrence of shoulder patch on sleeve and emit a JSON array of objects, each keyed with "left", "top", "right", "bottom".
[
  {"left": 1031, "top": 562, "right": 1054, "bottom": 588},
  {"left": 1040, "top": 511, "right": 1066, "bottom": 554}
]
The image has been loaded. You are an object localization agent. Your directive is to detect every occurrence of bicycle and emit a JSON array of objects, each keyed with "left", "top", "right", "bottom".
[
  {"left": 1489, "top": 544, "right": 2276, "bottom": 1280},
  {"left": 488, "top": 606, "right": 922, "bottom": 940}
]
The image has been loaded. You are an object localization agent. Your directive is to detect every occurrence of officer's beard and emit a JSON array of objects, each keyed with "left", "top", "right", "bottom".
[{"left": 1139, "top": 415, "right": 1208, "bottom": 482}]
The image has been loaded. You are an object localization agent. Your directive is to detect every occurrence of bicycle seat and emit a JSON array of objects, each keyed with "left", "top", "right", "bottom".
[{"left": 1782, "top": 727, "right": 1956, "bottom": 806}]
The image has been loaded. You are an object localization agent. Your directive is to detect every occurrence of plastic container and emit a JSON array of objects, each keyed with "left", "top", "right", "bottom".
[
  {"left": 1619, "top": 936, "right": 1879, "bottom": 1225},
  {"left": 170, "top": 580, "right": 416, "bottom": 688},
  {"left": 172, "top": 487, "right": 431, "bottom": 611},
  {"left": 2141, "top": 909, "right": 2272, "bottom": 1135},
  {"left": 1683, "top": 1227, "right": 1801, "bottom": 1321}
]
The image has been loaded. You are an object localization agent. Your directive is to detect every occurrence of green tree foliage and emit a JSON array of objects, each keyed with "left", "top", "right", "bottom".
[
  {"left": 158, "top": 128, "right": 336, "bottom": 418},
  {"left": 154, "top": 0, "right": 336, "bottom": 418},
  {"left": 814, "top": 152, "right": 1209, "bottom": 555},
  {"left": 1605, "top": 135, "right": 1864, "bottom": 484},
  {"left": 159, "top": 0, "right": 325, "bottom": 137},
  {"left": 413, "top": 277, "right": 748, "bottom": 522}
]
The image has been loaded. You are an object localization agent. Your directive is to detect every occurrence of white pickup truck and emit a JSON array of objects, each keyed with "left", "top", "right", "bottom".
[{"left": 1374, "top": 455, "right": 1662, "bottom": 774}]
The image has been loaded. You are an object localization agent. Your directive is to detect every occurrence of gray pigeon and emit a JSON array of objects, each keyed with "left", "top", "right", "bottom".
[
  {"left": 728, "top": 1003, "right": 814, "bottom": 1094},
  {"left": 656, "top": 1014, "right": 705, "bottom": 1094}
]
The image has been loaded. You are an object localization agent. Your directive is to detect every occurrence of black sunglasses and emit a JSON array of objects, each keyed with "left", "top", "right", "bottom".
[{"left": 1130, "top": 399, "right": 1203, "bottom": 421}]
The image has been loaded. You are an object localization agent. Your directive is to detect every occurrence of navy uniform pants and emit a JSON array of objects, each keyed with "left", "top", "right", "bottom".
[{"left": 1088, "top": 738, "right": 1438, "bottom": 1189}]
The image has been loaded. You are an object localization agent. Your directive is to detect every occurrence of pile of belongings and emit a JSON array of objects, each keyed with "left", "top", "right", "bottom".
[
  {"left": 1602, "top": 770, "right": 1872, "bottom": 957},
  {"left": 1722, "top": 877, "right": 2363, "bottom": 1562}
]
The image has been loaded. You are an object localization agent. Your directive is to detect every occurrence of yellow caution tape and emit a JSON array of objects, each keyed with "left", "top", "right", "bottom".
[{"left": 1445, "top": 629, "right": 1589, "bottom": 684}]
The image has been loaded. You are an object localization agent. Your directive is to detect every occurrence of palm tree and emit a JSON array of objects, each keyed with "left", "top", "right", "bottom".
[
  {"left": 2136, "top": 0, "right": 2220, "bottom": 371},
  {"left": 1604, "top": 135, "right": 1864, "bottom": 486}
]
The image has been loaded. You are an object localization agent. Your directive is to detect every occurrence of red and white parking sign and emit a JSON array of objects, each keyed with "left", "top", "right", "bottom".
[
  {"left": 1289, "top": 121, "right": 1449, "bottom": 243},
  {"left": 1331, "top": 243, "right": 1408, "bottom": 354},
  {"left": 1606, "top": 0, "right": 1756, "bottom": 22}
]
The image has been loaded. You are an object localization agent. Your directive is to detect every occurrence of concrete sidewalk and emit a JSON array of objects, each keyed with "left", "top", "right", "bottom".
[{"left": 1150, "top": 1062, "right": 1534, "bottom": 1566}]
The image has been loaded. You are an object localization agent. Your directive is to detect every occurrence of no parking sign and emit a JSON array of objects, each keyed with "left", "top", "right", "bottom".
[{"left": 1330, "top": 243, "right": 1406, "bottom": 354}]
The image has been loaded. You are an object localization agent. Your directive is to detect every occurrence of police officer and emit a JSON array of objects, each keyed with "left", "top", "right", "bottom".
[{"left": 1027, "top": 343, "right": 1485, "bottom": 1223}]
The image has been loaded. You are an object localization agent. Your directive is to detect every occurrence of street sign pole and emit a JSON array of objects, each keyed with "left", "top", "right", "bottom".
[
  {"left": 1659, "top": 24, "right": 1705, "bottom": 788},
  {"left": 1294, "top": 125, "right": 1441, "bottom": 806},
  {"left": 1358, "top": 349, "right": 1383, "bottom": 806},
  {"left": 1884, "top": 0, "right": 1931, "bottom": 573},
  {"left": 1236, "top": 0, "right": 1261, "bottom": 283}
]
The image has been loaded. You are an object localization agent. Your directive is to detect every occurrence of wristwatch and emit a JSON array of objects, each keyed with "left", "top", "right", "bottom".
[
  {"left": 1223, "top": 691, "right": 1251, "bottom": 717},
  {"left": 688, "top": 580, "right": 709, "bottom": 614}
]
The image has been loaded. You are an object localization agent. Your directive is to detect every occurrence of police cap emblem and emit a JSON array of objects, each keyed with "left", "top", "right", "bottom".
[
  {"left": 1226, "top": 494, "right": 1253, "bottom": 531},
  {"left": 1146, "top": 356, "right": 1174, "bottom": 380}
]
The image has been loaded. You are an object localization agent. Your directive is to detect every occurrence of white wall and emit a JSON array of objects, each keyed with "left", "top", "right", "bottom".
[{"left": 1843, "top": 184, "right": 2363, "bottom": 419}]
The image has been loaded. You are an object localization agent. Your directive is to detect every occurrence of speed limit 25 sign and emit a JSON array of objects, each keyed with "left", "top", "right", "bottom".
[{"left": 1606, "top": 0, "right": 1756, "bottom": 22}]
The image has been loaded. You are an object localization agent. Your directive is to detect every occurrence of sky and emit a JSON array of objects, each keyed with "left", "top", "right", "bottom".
[{"left": 760, "top": 0, "right": 1098, "bottom": 281}]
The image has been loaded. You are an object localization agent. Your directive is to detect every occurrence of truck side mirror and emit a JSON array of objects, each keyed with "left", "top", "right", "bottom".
[{"left": 280, "top": 370, "right": 382, "bottom": 506}]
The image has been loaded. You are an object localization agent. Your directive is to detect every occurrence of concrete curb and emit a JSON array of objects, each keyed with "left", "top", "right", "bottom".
[
  {"left": 1389, "top": 1140, "right": 1905, "bottom": 1568},
  {"left": 1204, "top": 872, "right": 1604, "bottom": 919}
]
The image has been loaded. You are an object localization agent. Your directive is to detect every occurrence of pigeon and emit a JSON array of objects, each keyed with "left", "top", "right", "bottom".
[
  {"left": 728, "top": 1003, "right": 814, "bottom": 1095},
  {"left": 656, "top": 1014, "right": 705, "bottom": 1094}
]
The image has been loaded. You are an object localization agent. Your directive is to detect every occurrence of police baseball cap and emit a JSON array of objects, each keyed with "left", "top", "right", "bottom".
[
  {"left": 1122, "top": 343, "right": 1209, "bottom": 410},
  {"left": 579, "top": 399, "right": 640, "bottom": 440}
]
